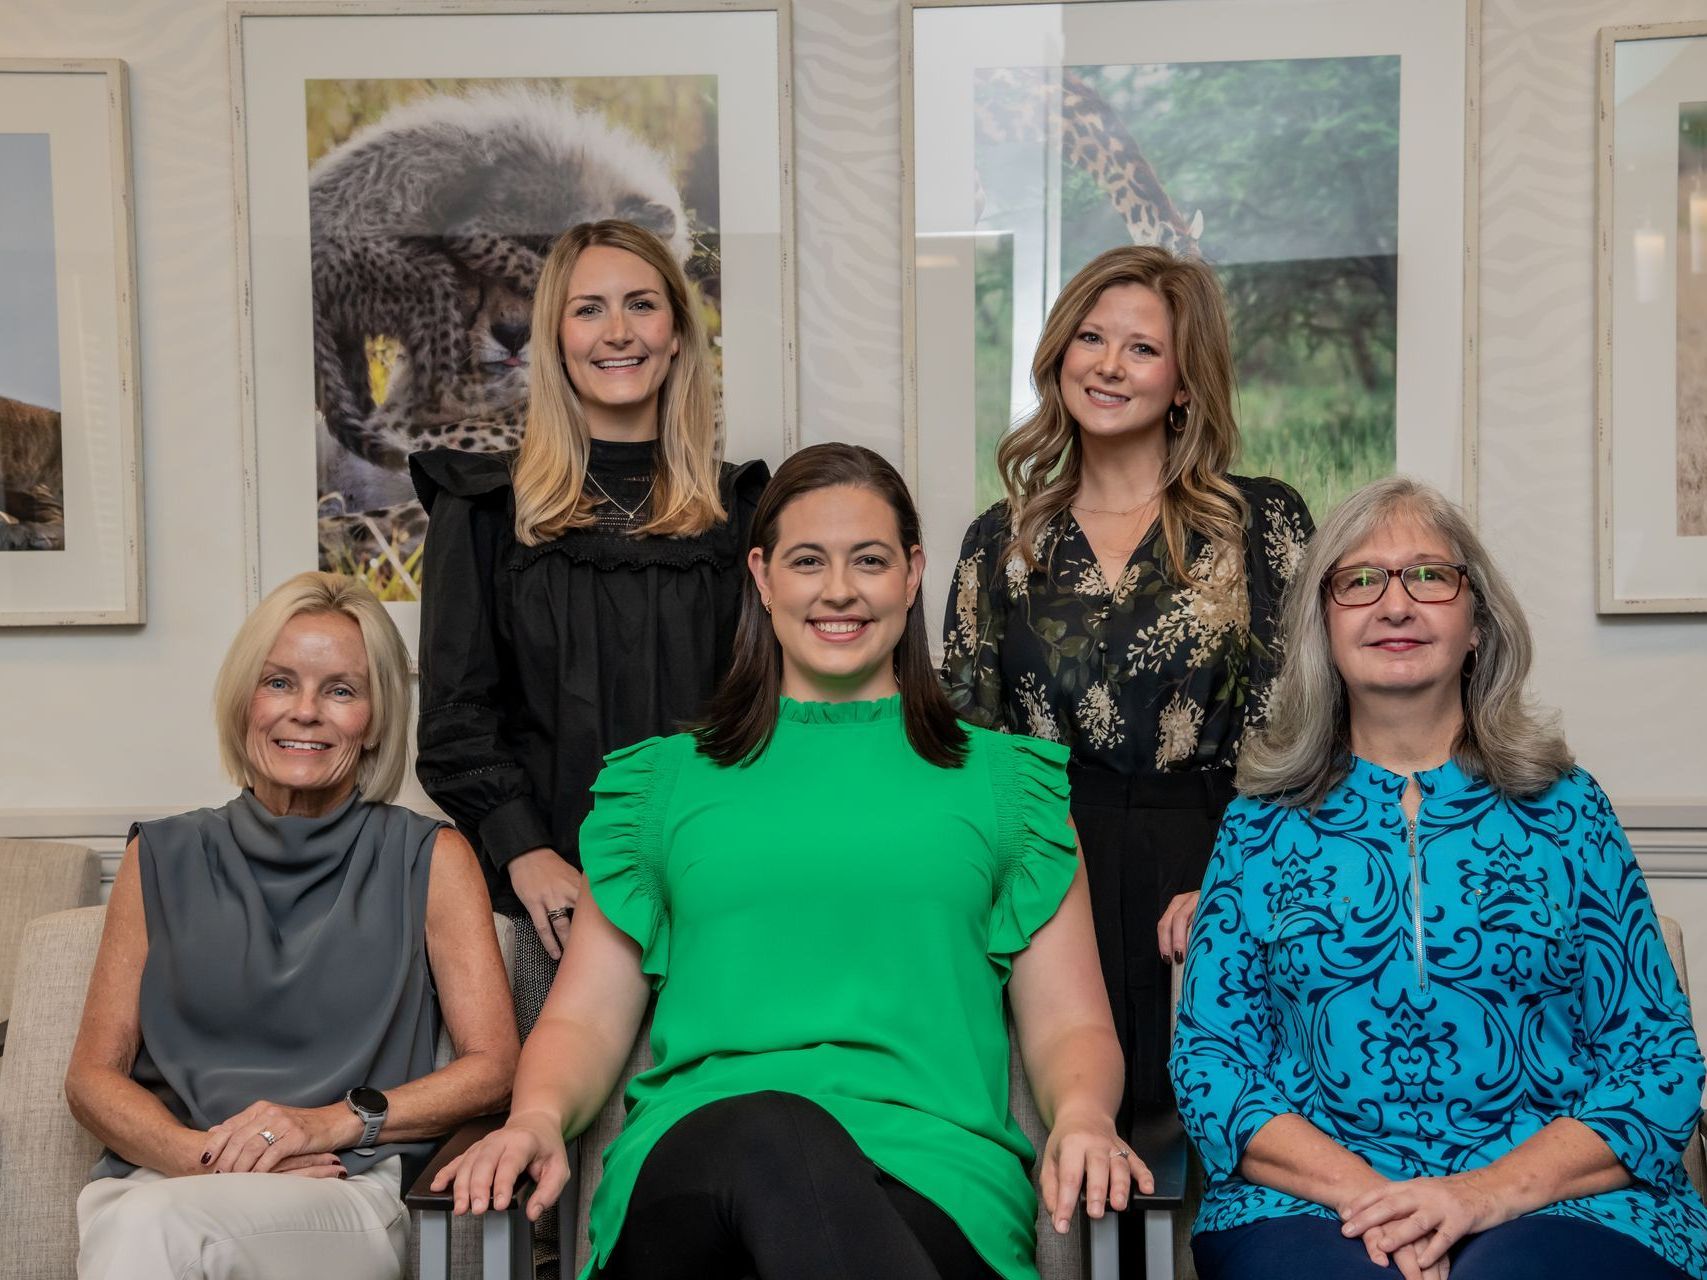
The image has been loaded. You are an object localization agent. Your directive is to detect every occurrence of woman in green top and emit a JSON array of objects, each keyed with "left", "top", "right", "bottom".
[{"left": 437, "top": 442, "right": 1147, "bottom": 1279}]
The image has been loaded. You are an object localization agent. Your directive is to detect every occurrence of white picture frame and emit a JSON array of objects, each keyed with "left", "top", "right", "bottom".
[
  {"left": 902, "top": 0, "right": 1480, "bottom": 631},
  {"left": 228, "top": 0, "right": 798, "bottom": 655},
  {"left": 1596, "top": 19, "right": 1707, "bottom": 614},
  {"left": 0, "top": 58, "right": 143, "bottom": 626}
]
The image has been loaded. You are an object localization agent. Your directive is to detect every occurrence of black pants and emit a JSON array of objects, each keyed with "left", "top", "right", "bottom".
[
  {"left": 599, "top": 1092, "right": 1000, "bottom": 1280},
  {"left": 1070, "top": 763, "right": 1234, "bottom": 1280},
  {"left": 1193, "top": 1213, "right": 1692, "bottom": 1280}
]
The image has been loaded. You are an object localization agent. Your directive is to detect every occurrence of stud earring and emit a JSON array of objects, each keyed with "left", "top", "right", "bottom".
[{"left": 762, "top": 597, "right": 772, "bottom": 614}]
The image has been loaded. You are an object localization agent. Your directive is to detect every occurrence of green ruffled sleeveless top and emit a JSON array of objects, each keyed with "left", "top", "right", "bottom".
[{"left": 577, "top": 695, "right": 1077, "bottom": 1279}]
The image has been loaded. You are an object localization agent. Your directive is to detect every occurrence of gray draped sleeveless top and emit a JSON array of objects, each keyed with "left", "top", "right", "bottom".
[{"left": 92, "top": 790, "right": 443, "bottom": 1179}]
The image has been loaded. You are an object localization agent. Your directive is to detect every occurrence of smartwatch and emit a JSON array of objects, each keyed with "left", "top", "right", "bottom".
[{"left": 345, "top": 1086, "right": 388, "bottom": 1154}]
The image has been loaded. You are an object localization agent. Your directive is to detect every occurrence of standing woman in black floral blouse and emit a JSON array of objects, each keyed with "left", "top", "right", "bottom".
[
  {"left": 941, "top": 245, "right": 1312, "bottom": 1124},
  {"left": 411, "top": 220, "right": 768, "bottom": 1039}
]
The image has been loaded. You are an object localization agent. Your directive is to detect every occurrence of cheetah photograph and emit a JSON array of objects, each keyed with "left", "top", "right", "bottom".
[
  {"left": 1678, "top": 99, "right": 1707, "bottom": 538},
  {"left": 305, "top": 76, "right": 720, "bottom": 600},
  {"left": 0, "top": 130, "right": 66, "bottom": 552},
  {"left": 971, "top": 56, "right": 1400, "bottom": 521}
]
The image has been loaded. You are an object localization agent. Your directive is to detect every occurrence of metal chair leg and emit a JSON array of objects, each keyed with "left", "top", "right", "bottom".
[
  {"left": 482, "top": 1199, "right": 533, "bottom": 1280},
  {"left": 417, "top": 1208, "right": 451, "bottom": 1280},
  {"left": 1089, "top": 1211, "right": 1120, "bottom": 1278},
  {"left": 1143, "top": 1208, "right": 1174, "bottom": 1279}
]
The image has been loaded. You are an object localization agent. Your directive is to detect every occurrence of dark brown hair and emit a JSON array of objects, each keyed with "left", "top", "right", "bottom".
[{"left": 694, "top": 443, "right": 969, "bottom": 769}]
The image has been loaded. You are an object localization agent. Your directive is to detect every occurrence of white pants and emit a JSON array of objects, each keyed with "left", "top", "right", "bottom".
[{"left": 76, "top": 1156, "right": 408, "bottom": 1280}]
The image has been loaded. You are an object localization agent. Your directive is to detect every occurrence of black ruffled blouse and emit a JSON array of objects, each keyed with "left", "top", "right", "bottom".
[
  {"left": 940, "top": 476, "right": 1313, "bottom": 776},
  {"left": 411, "top": 440, "right": 768, "bottom": 914}
]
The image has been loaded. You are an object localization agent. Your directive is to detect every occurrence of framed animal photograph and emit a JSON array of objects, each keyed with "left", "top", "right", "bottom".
[
  {"left": 1597, "top": 19, "right": 1707, "bottom": 613},
  {"left": 903, "top": 0, "right": 1478, "bottom": 629},
  {"left": 0, "top": 59, "right": 142, "bottom": 625},
  {"left": 230, "top": 0, "right": 797, "bottom": 655}
]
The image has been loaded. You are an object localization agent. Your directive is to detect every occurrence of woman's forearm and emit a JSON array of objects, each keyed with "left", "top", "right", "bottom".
[
  {"left": 66, "top": 1064, "right": 204, "bottom": 1177},
  {"left": 506, "top": 1008, "right": 635, "bottom": 1140},
  {"left": 1466, "top": 1118, "right": 1629, "bottom": 1216},
  {"left": 373, "top": 1047, "right": 516, "bottom": 1146},
  {"left": 1025, "top": 1022, "right": 1124, "bottom": 1130},
  {"left": 1239, "top": 1113, "right": 1389, "bottom": 1214}
]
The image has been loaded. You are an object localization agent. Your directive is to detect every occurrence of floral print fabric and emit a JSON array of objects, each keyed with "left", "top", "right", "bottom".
[
  {"left": 1170, "top": 757, "right": 1707, "bottom": 1278},
  {"left": 941, "top": 476, "right": 1312, "bottom": 774}
]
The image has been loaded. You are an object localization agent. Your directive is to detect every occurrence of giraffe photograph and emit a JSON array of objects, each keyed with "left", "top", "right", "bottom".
[
  {"left": 970, "top": 56, "right": 1400, "bottom": 521},
  {"left": 1678, "top": 99, "right": 1707, "bottom": 537}
]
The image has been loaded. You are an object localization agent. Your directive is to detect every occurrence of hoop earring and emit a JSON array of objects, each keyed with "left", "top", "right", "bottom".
[{"left": 1167, "top": 402, "right": 1189, "bottom": 433}]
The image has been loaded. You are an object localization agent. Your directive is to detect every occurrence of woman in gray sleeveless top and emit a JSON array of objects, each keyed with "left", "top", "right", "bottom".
[{"left": 65, "top": 572, "right": 519, "bottom": 1280}]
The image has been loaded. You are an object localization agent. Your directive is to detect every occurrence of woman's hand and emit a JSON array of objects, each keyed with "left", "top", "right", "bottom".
[
  {"left": 203, "top": 1100, "right": 359, "bottom": 1174},
  {"left": 432, "top": 1109, "right": 569, "bottom": 1223},
  {"left": 507, "top": 848, "right": 583, "bottom": 960},
  {"left": 1340, "top": 1172, "right": 1505, "bottom": 1268},
  {"left": 273, "top": 1152, "right": 350, "bottom": 1179},
  {"left": 1156, "top": 891, "right": 1198, "bottom": 962},
  {"left": 1039, "top": 1105, "right": 1155, "bottom": 1235}
]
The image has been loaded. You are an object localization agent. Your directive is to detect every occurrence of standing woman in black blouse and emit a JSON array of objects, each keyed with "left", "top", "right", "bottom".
[
  {"left": 942, "top": 246, "right": 1313, "bottom": 1124},
  {"left": 411, "top": 219, "right": 768, "bottom": 1036}
]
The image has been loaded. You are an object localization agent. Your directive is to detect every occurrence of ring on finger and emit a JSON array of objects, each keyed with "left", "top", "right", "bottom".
[
  {"left": 1111, "top": 1148, "right": 1130, "bottom": 1159},
  {"left": 260, "top": 1129, "right": 278, "bottom": 1146},
  {"left": 546, "top": 907, "right": 571, "bottom": 922}
]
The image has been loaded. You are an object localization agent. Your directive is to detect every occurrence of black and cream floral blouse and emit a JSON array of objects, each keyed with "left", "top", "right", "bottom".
[{"left": 940, "top": 476, "right": 1313, "bottom": 776}]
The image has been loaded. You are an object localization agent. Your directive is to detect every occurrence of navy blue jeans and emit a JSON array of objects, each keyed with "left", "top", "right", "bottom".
[{"left": 1194, "top": 1213, "right": 1690, "bottom": 1280}]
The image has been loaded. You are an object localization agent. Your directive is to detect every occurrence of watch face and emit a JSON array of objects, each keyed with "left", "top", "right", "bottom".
[{"left": 349, "top": 1086, "right": 387, "bottom": 1115}]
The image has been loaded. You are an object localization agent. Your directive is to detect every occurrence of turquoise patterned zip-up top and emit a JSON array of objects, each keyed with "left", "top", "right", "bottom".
[{"left": 1170, "top": 756, "right": 1707, "bottom": 1276}]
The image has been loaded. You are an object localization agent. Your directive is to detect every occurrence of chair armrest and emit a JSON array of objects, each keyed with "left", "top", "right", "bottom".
[
  {"left": 1125, "top": 1102, "right": 1189, "bottom": 1209},
  {"left": 0, "top": 1017, "right": 8, "bottom": 1054},
  {"left": 404, "top": 1114, "right": 509, "bottom": 1211}
]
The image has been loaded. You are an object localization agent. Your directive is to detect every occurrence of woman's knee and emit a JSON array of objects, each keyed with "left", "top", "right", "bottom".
[{"left": 1193, "top": 1216, "right": 1390, "bottom": 1280}]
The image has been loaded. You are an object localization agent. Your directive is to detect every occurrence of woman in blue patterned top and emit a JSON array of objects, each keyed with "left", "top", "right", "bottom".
[{"left": 1170, "top": 476, "right": 1706, "bottom": 1280}]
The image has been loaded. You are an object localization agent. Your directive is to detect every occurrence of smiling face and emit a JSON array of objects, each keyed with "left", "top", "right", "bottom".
[
  {"left": 749, "top": 484, "right": 924, "bottom": 703},
  {"left": 243, "top": 611, "right": 374, "bottom": 817},
  {"left": 558, "top": 244, "right": 680, "bottom": 438},
  {"left": 1057, "top": 282, "right": 1188, "bottom": 441},
  {"left": 1326, "top": 512, "right": 1478, "bottom": 708}
]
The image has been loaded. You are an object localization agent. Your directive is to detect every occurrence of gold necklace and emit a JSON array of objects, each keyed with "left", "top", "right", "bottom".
[
  {"left": 1071, "top": 494, "right": 1159, "bottom": 518},
  {"left": 585, "top": 472, "right": 655, "bottom": 523}
]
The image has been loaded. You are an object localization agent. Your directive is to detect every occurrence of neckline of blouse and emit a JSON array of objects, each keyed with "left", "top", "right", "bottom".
[
  {"left": 1342, "top": 754, "right": 1475, "bottom": 802},
  {"left": 777, "top": 694, "right": 902, "bottom": 724}
]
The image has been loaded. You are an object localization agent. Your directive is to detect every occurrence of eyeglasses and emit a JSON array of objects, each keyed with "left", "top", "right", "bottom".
[{"left": 1323, "top": 562, "right": 1470, "bottom": 607}]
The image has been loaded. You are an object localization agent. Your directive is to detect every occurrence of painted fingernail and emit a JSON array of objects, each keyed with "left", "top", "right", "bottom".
[
  {"left": 1055, "top": 1217, "right": 1068, "bottom": 1233},
  {"left": 338, "top": 1171, "right": 348, "bottom": 1180},
  {"left": 200, "top": 1152, "right": 211, "bottom": 1165},
  {"left": 1175, "top": 950, "right": 1184, "bottom": 962}
]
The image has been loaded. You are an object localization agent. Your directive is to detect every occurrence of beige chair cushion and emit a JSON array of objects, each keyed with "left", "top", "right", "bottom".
[
  {"left": 0, "top": 906, "right": 107, "bottom": 1280},
  {"left": 0, "top": 840, "right": 99, "bottom": 1026}
]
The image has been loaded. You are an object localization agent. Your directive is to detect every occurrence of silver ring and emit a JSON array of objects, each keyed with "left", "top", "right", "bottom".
[
  {"left": 546, "top": 907, "right": 571, "bottom": 922},
  {"left": 260, "top": 1129, "right": 278, "bottom": 1146},
  {"left": 1111, "top": 1148, "right": 1130, "bottom": 1159}
]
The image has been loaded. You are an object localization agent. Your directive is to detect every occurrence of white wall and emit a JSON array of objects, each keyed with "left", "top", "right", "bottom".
[{"left": 3, "top": 0, "right": 1703, "bottom": 847}]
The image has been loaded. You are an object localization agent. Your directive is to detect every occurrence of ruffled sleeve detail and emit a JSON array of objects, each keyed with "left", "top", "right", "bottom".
[
  {"left": 985, "top": 732, "right": 1078, "bottom": 981},
  {"left": 579, "top": 735, "right": 688, "bottom": 982}
]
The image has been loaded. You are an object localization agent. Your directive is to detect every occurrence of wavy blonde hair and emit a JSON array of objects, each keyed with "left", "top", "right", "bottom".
[
  {"left": 1237, "top": 476, "right": 1573, "bottom": 807},
  {"left": 999, "top": 245, "right": 1245, "bottom": 580},
  {"left": 512, "top": 220, "right": 724, "bottom": 545},
  {"left": 213, "top": 572, "right": 412, "bottom": 803}
]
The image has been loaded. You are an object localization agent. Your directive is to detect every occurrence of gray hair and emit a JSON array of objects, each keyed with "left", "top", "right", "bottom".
[
  {"left": 213, "top": 572, "right": 412, "bottom": 803},
  {"left": 1237, "top": 475, "right": 1572, "bottom": 806}
]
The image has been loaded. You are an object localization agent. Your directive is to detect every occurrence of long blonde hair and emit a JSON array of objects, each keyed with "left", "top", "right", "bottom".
[
  {"left": 999, "top": 246, "right": 1246, "bottom": 580},
  {"left": 512, "top": 220, "right": 724, "bottom": 544},
  {"left": 213, "top": 572, "right": 412, "bottom": 803},
  {"left": 1237, "top": 476, "right": 1573, "bottom": 807}
]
